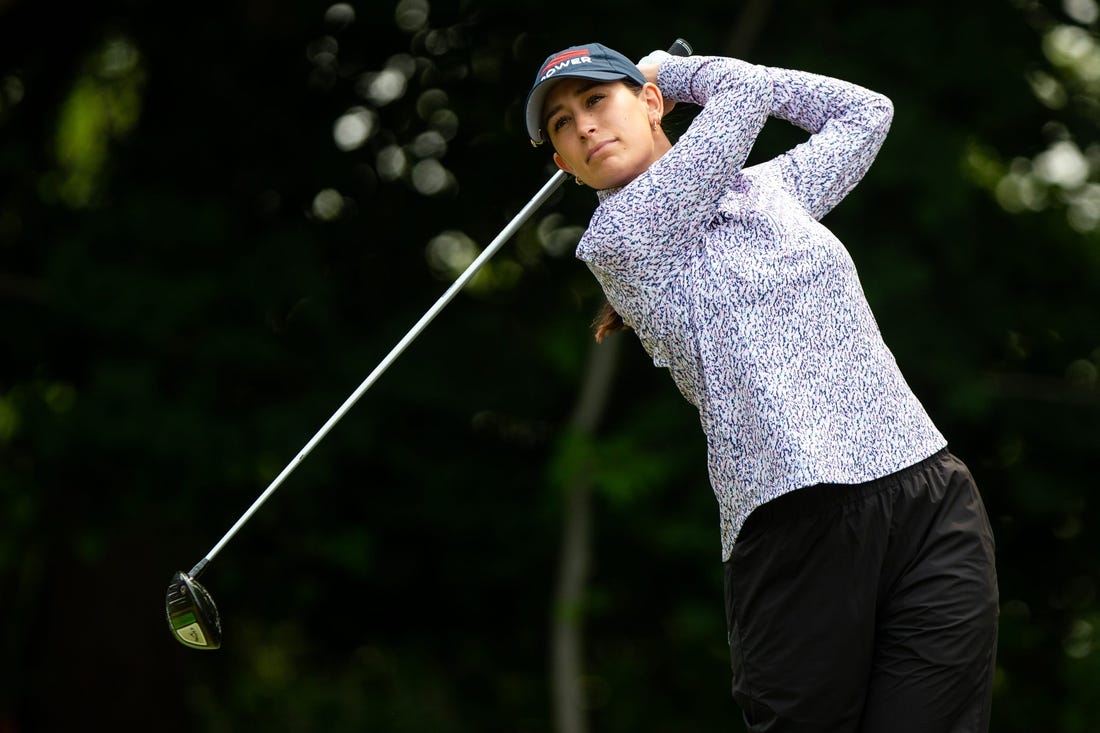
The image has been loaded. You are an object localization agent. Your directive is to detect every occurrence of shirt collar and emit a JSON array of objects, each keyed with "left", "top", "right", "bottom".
[{"left": 596, "top": 185, "right": 624, "bottom": 203}]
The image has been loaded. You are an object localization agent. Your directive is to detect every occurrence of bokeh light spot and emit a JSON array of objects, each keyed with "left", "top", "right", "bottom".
[
  {"left": 312, "top": 188, "right": 345, "bottom": 221},
  {"left": 358, "top": 68, "right": 406, "bottom": 106},
  {"left": 416, "top": 88, "right": 448, "bottom": 119},
  {"left": 1064, "top": 0, "right": 1099, "bottom": 25},
  {"left": 411, "top": 159, "right": 451, "bottom": 195},
  {"left": 333, "top": 107, "right": 377, "bottom": 151},
  {"left": 411, "top": 130, "right": 446, "bottom": 159},
  {"left": 426, "top": 230, "right": 478, "bottom": 276},
  {"left": 395, "top": 0, "right": 429, "bottom": 32},
  {"left": 376, "top": 145, "right": 408, "bottom": 181},
  {"left": 429, "top": 109, "right": 459, "bottom": 140},
  {"left": 1034, "top": 140, "right": 1089, "bottom": 188},
  {"left": 324, "top": 3, "right": 356, "bottom": 28},
  {"left": 44, "top": 383, "right": 76, "bottom": 414}
]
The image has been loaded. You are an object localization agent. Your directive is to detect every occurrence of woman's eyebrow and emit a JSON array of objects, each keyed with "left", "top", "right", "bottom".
[{"left": 543, "top": 81, "right": 606, "bottom": 129}]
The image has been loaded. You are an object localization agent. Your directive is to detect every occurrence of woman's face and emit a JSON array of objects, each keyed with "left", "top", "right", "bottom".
[{"left": 543, "top": 78, "right": 666, "bottom": 191}]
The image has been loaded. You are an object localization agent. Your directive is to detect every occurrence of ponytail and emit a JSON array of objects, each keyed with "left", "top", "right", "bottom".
[{"left": 592, "top": 299, "right": 627, "bottom": 342}]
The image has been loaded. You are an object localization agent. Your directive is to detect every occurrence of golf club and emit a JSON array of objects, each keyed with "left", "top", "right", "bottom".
[{"left": 166, "top": 38, "right": 693, "bottom": 650}]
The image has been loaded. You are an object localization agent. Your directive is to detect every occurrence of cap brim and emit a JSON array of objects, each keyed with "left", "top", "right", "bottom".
[{"left": 524, "top": 70, "right": 634, "bottom": 143}]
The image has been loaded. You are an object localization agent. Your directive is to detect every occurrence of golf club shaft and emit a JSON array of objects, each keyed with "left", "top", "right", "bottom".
[
  {"left": 191, "top": 38, "right": 693, "bottom": 578},
  {"left": 196, "top": 168, "right": 570, "bottom": 573}
]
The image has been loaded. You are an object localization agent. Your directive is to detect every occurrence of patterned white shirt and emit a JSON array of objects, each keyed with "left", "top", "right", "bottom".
[{"left": 575, "top": 56, "right": 946, "bottom": 560}]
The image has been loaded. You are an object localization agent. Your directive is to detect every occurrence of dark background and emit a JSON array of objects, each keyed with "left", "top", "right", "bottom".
[{"left": 1, "top": 0, "right": 1097, "bottom": 731}]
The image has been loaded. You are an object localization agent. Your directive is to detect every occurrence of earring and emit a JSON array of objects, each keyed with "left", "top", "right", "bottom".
[
  {"left": 574, "top": 176, "right": 585, "bottom": 186},
  {"left": 651, "top": 116, "right": 661, "bottom": 130}
]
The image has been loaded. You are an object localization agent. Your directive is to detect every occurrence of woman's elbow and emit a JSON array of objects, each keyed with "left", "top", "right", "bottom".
[{"left": 870, "top": 92, "right": 894, "bottom": 130}]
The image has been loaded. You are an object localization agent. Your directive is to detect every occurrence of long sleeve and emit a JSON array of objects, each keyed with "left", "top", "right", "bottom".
[
  {"left": 578, "top": 56, "right": 773, "bottom": 285},
  {"left": 767, "top": 67, "right": 894, "bottom": 220}
]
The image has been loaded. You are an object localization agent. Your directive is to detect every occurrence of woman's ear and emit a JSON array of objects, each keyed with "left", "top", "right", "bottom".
[
  {"left": 642, "top": 81, "right": 674, "bottom": 119},
  {"left": 553, "top": 151, "right": 575, "bottom": 175}
]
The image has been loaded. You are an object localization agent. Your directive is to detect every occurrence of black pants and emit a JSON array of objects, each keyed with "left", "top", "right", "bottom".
[{"left": 723, "top": 450, "right": 998, "bottom": 732}]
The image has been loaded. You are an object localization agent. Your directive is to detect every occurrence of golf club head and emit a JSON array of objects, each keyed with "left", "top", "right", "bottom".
[{"left": 166, "top": 570, "right": 222, "bottom": 650}]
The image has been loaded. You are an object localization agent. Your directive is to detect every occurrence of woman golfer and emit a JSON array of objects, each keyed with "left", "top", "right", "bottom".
[{"left": 524, "top": 43, "right": 999, "bottom": 731}]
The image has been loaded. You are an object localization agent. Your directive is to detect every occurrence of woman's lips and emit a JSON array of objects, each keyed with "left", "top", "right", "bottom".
[{"left": 587, "top": 139, "right": 615, "bottom": 163}]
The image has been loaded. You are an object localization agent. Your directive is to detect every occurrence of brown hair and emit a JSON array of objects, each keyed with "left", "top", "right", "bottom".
[{"left": 592, "top": 299, "right": 627, "bottom": 342}]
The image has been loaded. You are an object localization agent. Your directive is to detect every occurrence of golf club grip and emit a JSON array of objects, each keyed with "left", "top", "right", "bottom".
[
  {"left": 668, "top": 38, "right": 692, "bottom": 56},
  {"left": 193, "top": 38, "right": 694, "bottom": 574}
]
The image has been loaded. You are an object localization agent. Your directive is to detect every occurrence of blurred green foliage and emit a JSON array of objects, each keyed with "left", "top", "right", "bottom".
[{"left": 0, "top": 0, "right": 1097, "bottom": 731}]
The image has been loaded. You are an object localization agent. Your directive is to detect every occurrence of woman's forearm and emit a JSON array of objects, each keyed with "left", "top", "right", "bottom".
[{"left": 765, "top": 66, "right": 893, "bottom": 218}]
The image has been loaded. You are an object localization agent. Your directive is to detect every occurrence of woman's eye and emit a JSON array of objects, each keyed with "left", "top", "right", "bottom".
[
  {"left": 552, "top": 116, "right": 570, "bottom": 132},
  {"left": 586, "top": 94, "right": 604, "bottom": 107}
]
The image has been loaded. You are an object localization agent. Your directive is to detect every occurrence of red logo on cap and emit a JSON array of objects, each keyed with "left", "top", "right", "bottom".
[{"left": 540, "top": 48, "right": 591, "bottom": 77}]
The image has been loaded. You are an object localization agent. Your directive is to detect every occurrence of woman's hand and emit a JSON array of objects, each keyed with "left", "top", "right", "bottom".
[
  {"left": 637, "top": 50, "right": 676, "bottom": 117},
  {"left": 637, "top": 63, "right": 660, "bottom": 85}
]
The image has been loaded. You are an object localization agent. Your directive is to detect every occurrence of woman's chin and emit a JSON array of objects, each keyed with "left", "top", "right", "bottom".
[
  {"left": 590, "top": 169, "right": 634, "bottom": 191},
  {"left": 589, "top": 158, "right": 653, "bottom": 191}
]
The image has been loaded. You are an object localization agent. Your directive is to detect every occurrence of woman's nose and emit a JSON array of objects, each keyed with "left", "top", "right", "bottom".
[
  {"left": 571, "top": 109, "right": 594, "bottom": 132},
  {"left": 576, "top": 115, "right": 597, "bottom": 137}
]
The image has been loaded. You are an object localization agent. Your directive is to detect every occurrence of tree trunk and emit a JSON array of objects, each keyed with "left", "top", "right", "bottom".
[{"left": 550, "top": 333, "right": 621, "bottom": 733}]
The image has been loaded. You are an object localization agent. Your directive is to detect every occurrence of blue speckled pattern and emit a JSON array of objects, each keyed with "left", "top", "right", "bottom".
[{"left": 575, "top": 56, "right": 947, "bottom": 560}]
